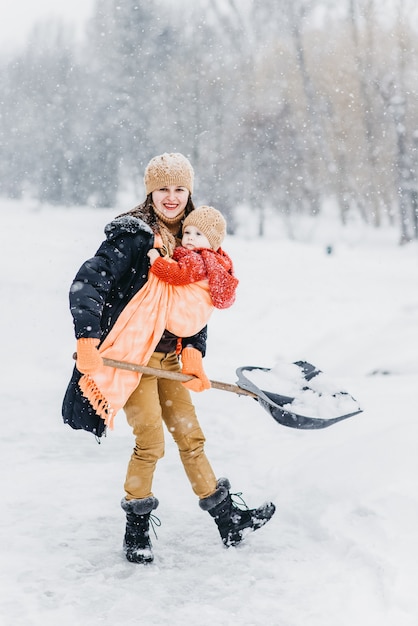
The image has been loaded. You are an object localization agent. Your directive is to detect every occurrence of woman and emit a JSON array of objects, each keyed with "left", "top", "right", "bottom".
[{"left": 62, "top": 152, "right": 275, "bottom": 564}]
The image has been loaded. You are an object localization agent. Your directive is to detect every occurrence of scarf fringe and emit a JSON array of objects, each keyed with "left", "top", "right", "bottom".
[{"left": 79, "top": 374, "right": 116, "bottom": 429}]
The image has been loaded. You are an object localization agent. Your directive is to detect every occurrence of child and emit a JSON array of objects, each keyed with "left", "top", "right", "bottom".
[{"left": 148, "top": 205, "right": 238, "bottom": 309}]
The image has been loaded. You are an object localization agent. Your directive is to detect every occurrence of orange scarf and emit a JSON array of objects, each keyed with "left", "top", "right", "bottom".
[{"left": 78, "top": 272, "right": 213, "bottom": 429}]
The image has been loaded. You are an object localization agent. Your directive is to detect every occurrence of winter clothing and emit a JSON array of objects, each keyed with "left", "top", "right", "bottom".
[
  {"left": 77, "top": 269, "right": 214, "bottom": 428},
  {"left": 75, "top": 338, "right": 102, "bottom": 374},
  {"left": 144, "top": 152, "right": 194, "bottom": 195},
  {"left": 150, "top": 246, "right": 238, "bottom": 309},
  {"left": 75, "top": 232, "right": 237, "bottom": 427},
  {"left": 123, "top": 351, "right": 217, "bottom": 500},
  {"left": 199, "top": 478, "right": 276, "bottom": 547},
  {"left": 121, "top": 496, "right": 159, "bottom": 563},
  {"left": 151, "top": 205, "right": 185, "bottom": 257},
  {"left": 180, "top": 347, "right": 211, "bottom": 392},
  {"left": 182, "top": 206, "right": 226, "bottom": 251},
  {"left": 62, "top": 212, "right": 207, "bottom": 437}
]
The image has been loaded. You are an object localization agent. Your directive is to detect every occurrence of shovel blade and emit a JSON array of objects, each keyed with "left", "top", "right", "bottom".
[
  {"left": 259, "top": 397, "right": 362, "bottom": 430},
  {"left": 236, "top": 363, "right": 362, "bottom": 430}
]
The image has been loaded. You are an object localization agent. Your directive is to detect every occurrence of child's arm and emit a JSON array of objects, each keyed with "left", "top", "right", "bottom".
[
  {"left": 150, "top": 251, "right": 206, "bottom": 285},
  {"left": 202, "top": 249, "right": 239, "bottom": 309}
]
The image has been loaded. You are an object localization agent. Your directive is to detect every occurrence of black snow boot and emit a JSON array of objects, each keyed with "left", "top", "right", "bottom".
[
  {"left": 199, "top": 478, "right": 276, "bottom": 547},
  {"left": 120, "top": 496, "right": 159, "bottom": 564}
]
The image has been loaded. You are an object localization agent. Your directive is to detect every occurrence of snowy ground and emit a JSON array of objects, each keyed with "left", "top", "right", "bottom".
[{"left": 1, "top": 199, "right": 418, "bottom": 626}]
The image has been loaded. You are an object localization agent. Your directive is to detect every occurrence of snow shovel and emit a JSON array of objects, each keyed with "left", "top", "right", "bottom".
[{"left": 85, "top": 356, "right": 362, "bottom": 430}]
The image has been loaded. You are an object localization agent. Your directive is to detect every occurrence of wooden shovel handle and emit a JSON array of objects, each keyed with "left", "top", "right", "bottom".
[{"left": 72, "top": 354, "right": 257, "bottom": 399}]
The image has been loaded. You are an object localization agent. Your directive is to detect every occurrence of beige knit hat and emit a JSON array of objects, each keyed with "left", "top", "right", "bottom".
[
  {"left": 182, "top": 205, "right": 226, "bottom": 251},
  {"left": 144, "top": 152, "right": 194, "bottom": 195}
]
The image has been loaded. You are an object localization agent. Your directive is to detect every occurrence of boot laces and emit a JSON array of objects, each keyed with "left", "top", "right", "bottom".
[
  {"left": 230, "top": 491, "right": 249, "bottom": 511},
  {"left": 149, "top": 513, "right": 161, "bottom": 540}
]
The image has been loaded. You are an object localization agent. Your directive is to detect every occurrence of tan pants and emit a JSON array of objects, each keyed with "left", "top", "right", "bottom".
[{"left": 123, "top": 351, "right": 217, "bottom": 501}]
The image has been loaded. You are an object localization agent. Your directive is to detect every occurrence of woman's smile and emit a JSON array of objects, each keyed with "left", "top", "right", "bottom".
[{"left": 152, "top": 186, "right": 189, "bottom": 218}]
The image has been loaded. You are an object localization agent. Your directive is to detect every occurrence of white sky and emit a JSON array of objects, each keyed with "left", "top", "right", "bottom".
[{"left": 1, "top": 0, "right": 95, "bottom": 51}]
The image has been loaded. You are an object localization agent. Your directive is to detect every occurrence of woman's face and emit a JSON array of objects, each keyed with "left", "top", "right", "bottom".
[{"left": 152, "top": 185, "right": 189, "bottom": 219}]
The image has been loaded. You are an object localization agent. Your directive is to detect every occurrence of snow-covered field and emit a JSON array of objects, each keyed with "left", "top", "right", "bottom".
[{"left": 2, "top": 199, "right": 418, "bottom": 625}]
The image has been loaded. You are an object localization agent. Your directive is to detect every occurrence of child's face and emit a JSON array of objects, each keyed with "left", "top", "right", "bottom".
[{"left": 182, "top": 225, "right": 211, "bottom": 250}]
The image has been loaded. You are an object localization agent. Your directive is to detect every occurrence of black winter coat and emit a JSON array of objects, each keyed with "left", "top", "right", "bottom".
[{"left": 62, "top": 214, "right": 207, "bottom": 437}]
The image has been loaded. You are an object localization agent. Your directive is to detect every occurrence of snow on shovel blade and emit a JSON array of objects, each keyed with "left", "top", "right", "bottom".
[{"left": 235, "top": 362, "right": 363, "bottom": 430}]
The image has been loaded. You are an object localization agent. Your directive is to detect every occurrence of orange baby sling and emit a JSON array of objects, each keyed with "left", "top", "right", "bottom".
[{"left": 78, "top": 271, "right": 213, "bottom": 429}]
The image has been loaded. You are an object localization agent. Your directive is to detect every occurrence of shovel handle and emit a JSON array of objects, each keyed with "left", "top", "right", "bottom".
[{"left": 72, "top": 354, "right": 257, "bottom": 399}]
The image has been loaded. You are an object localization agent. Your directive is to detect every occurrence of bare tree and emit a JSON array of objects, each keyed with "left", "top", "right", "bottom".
[{"left": 347, "top": 0, "right": 385, "bottom": 226}]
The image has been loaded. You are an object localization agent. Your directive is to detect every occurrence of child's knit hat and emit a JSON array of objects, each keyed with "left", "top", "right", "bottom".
[
  {"left": 144, "top": 153, "right": 194, "bottom": 195},
  {"left": 182, "top": 205, "right": 226, "bottom": 251}
]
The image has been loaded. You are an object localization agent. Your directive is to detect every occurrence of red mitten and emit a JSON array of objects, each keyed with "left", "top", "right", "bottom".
[
  {"left": 181, "top": 347, "right": 211, "bottom": 392},
  {"left": 76, "top": 338, "right": 102, "bottom": 374}
]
